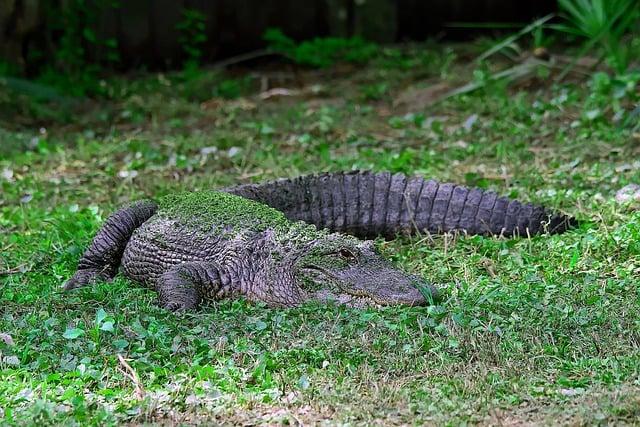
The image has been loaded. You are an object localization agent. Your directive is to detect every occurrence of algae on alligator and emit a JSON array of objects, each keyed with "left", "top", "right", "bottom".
[{"left": 63, "top": 171, "right": 577, "bottom": 311}]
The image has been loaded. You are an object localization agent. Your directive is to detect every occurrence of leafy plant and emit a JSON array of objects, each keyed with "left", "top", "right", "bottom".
[
  {"left": 582, "top": 71, "right": 640, "bottom": 126},
  {"left": 11, "top": 0, "right": 122, "bottom": 97},
  {"left": 360, "top": 82, "right": 388, "bottom": 101},
  {"left": 263, "top": 28, "right": 378, "bottom": 68},
  {"left": 263, "top": 28, "right": 297, "bottom": 55},
  {"left": 176, "top": 8, "right": 208, "bottom": 67},
  {"left": 0, "top": 61, "right": 21, "bottom": 78},
  {"left": 554, "top": 0, "right": 640, "bottom": 73},
  {"left": 214, "top": 78, "right": 249, "bottom": 99}
]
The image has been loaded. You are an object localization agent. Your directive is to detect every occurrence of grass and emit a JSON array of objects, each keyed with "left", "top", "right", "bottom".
[{"left": 1, "top": 43, "right": 640, "bottom": 425}]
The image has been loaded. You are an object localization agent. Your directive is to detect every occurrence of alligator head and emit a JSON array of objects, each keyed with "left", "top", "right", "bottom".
[{"left": 283, "top": 234, "right": 437, "bottom": 307}]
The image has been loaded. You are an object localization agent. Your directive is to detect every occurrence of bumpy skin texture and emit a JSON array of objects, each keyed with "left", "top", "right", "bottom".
[
  {"left": 63, "top": 200, "right": 158, "bottom": 290},
  {"left": 64, "top": 171, "right": 576, "bottom": 311},
  {"left": 225, "top": 171, "right": 576, "bottom": 239}
]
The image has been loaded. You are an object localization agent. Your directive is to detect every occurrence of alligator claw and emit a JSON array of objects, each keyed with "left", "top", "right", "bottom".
[{"left": 63, "top": 268, "right": 107, "bottom": 291}]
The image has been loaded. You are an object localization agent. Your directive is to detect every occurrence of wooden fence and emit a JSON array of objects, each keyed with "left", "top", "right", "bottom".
[{"left": 0, "top": 0, "right": 556, "bottom": 71}]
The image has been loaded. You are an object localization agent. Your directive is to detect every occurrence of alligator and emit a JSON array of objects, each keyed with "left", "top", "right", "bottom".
[{"left": 64, "top": 171, "right": 576, "bottom": 310}]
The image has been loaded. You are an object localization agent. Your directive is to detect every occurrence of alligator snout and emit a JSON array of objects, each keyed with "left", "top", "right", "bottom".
[
  {"left": 374, "top": 276, "right": 438, "bottom": 306},
  {"left": 338, "top": 267, "right": 438, "bottom": 306}
]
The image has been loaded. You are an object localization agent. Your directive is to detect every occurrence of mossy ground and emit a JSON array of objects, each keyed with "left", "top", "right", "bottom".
[{"left": 1, "top": 43, "right": 640, "bottom": 425}]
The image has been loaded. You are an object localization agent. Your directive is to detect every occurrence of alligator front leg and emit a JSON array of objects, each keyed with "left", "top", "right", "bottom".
[
  {"left": 156, "top": 261, "right": 230, "bottom": 311},
  {"left": 64, "top": 200, "right": 158, "bottom": 290}
]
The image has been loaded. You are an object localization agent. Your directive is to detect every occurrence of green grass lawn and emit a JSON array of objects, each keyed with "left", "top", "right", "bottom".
[{"left": 1, "top": 45, "right": 640, "bottom": 425}]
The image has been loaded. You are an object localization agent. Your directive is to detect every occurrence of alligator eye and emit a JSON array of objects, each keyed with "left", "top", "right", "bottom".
[{"left": 339, "top": 249, "right": 356, "bottom": 260}]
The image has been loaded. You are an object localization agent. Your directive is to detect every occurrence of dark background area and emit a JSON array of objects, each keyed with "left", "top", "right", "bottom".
[{"left": 1, "top": 0, "right": 556, "bottom": 72}]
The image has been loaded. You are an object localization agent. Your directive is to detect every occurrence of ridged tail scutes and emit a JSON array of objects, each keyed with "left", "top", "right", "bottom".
[{"left": 224, "top": 171, "right": 577, "bottom": 239}]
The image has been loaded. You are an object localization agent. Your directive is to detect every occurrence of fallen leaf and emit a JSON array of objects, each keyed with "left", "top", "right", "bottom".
[
  {"left": 258, "top": 87, "right": 300, "bottom": 100},
  {"left": 118, "top": 170, "right": 138, "bottom": 179},
  {"left": 615, "top": 184, "right": 640, "bottom": 203},
  {"left": 200, "top": 146, "right": 218, "bottom": 156},
  {"left": 463, "top": 114, "right": 479, "bottom": 131},
  {"left": 227, "top": 98, "right": 257, "bottom": 111},
  {"left": 1, "top": 168, "right": 13, "bottom": 182},
  {"left": 559, "top": 388, "right": 584, "bottom": 397},
  {"left": 0, "top": 333, "right": 14, "bottom": 346},
  {"left": 200, "top": 98, "right": 225, "bottom": 111},
  {"left": 2, "top": 355, "right": 19, "bottom": 366},
  {"left": 227, "top": 147, "right": 241, "bottom": 157}
]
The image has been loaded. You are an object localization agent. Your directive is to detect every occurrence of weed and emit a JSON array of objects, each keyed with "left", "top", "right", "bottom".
[
  {"left": 176, "top": 8, "right": 208, "bottom": 67},
  {"left": 263, "top": 28, "right": 378, "bottom": 68},
  {"left": 214, "top": 78, "right": 251, "bottom": 100},
  {"left": 36, "top": 0, "right": 121, "bottom": 96},
  {"left": 360, "top": 82, "right": 388, "bottom": 101},
  {"left": 554, "top": 0, "right": 640, "bottom": 73}
]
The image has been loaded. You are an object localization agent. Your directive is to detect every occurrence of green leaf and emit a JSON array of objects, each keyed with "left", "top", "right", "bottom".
[
  {"left": 63, "top": 327, "right": 85, "bottom": 340},
  {"left": 254, "top": 320, "right": 267, "bottom": 331},
  {"left": 298, "top": 374, "right": 310, "bottom": 390},
  {"left": 113, "top": 339, "right": 129, "bottom": 350},
  {"left": 95, "top": 308, "right": 108, "bottom": 325},
  {"left": 99, "top": 321, "right": 115, "bottom": 332}
]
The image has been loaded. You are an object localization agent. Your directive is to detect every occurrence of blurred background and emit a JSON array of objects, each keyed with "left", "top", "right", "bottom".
[
  {"left": 1, "top": 1, "right": 638, "bottom": 115},
  {"left": 1, "top": 0, "right": 557, "bottom": 71}
]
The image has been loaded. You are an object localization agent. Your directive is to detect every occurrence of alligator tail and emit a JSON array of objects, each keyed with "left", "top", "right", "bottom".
[
  {"left": 63, "top": 200, "right": 158, "bottom": 290},
  {"left": 225, "top": 171, "right": 577, "bottom": 239}
]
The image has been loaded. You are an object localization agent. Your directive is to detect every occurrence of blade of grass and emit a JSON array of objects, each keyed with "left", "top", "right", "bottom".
[
  {"left": 476, "top": 14, "right": 555, "bottom": 63},
  {"left": 433, "top": 59, "right": 547, "bottom": 105},
  {"left": 553, "top": 0, "right": 637, "bottom": 80}
]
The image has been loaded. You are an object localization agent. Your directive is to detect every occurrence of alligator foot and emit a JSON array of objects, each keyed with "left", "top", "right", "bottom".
[
  {"left": 64, "top": 199, "right": 158, "bottom": 292},
  {"left": 156, "top": 262, "right": 224, "bottom": 311},
  {"left": 63, "top": 268, "right": 111, "bottom": 290}
]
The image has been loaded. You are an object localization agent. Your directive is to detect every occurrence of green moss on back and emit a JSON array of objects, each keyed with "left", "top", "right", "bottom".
[{"left": 158, "top": 191, "right": 290, "bottom": 232}]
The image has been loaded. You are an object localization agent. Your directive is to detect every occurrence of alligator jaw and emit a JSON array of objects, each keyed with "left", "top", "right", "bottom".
[{"left": 299, "top": 266, "right": 429, "bottom": 307}]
